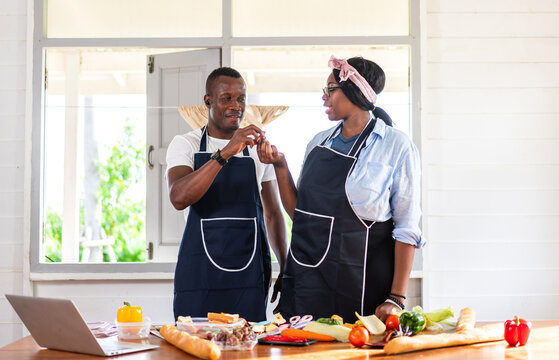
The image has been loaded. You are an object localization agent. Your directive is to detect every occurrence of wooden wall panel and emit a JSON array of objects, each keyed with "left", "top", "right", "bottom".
[
  {"left": 428, "top": 0, "right": 559, "bottom": 13},
  {"left": 427, "top": 294, "right": 559, "bottom": 321},
  {"left": 427, "top": 13, "right": 559, "bottom": 38},
  {"left": 428, "top": 243, "right": 559, "bottom": 270},
  {"left": 425, "top": 139, "right": 559, "bottom": 164},
  {"left": 425, "top": 114, "right": 559, "bottom": 140},
  {"left": 427, "top": 189, "right": 559, "bottom": 214},
  {"left": 422, "top": 0, "right": 559, "bottom": 320},
  {"left": 427, "top": 164, "right": 559, "bottom": 190},
  {"left": 428, "top": 215, "right": 559, "bottom": 243},
  {"left": 423, "top": 88, "right": 559, "bottom": 114},
  {"left": 426, "top": 38, "right": 559, "bottom": 63},
  {"left": 425, "top": 63, "right": 559, "bottom": 89}
]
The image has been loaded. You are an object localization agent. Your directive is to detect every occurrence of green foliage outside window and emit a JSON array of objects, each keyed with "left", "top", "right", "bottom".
[
  {"left": 44, "top": 207, "right": 62, "bottom": 262},
  {"left": 97, "top": 120, "right": 145, "bottom": 262},
  {"left": 43, "top": 119, "right": 145, "bottom": 262}
]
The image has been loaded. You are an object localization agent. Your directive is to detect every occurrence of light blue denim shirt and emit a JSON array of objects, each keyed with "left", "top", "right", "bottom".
[{"left": 299, "top": 116, "right": 425, "bottom": 248}]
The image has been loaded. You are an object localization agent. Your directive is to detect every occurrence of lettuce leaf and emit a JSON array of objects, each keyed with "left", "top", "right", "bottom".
[{"left": 412, "top": 306, "right": 455, "bottom": 331}]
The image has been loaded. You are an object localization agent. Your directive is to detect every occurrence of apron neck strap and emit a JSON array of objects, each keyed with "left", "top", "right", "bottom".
[
  {"left": 347, "top": 118, "right": 377, "bottom": 158},
  {"left": 199, "top": 125, "right": 249, "bottom": 156},
  {"left": 321, "top": 122, "right": 344, "bottom": 146},
  {"left": 199, "top": 125, "right": 208, "bottom": 151}
]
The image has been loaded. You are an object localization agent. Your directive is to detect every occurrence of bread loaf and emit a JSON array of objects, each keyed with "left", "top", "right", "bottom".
[
  {"left": 160, "top": 325, "right": 221, "bottom": 360},
  {"left": 384, "top": 308, "right": 503, "bottom": 355},
  {"left": 207, "top": 312, "right": 239, "bottom": 324},
  {"left": 456, "top": 307, "right": 475, "bottom": 333}
]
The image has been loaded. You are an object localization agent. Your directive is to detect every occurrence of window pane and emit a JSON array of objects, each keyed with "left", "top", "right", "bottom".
[
  {"left": 232, "top": 46, "right": 410, "bottom": 184},
  {"left": 232, "top": 0, "right": 408, "bottom": 37},
  {"left": 42, "top": 48, "right": 184, "bottom": 263},
  {"left": 46, "top": 0, "right": 221, "bottom": 38}
]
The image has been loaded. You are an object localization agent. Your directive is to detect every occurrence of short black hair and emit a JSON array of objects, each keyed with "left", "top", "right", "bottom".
[
  {"left": 332, "top": 56, "right": 386, "bottom": 111},
  {"left": 205, "top": 67, "right": 243, "bottom": 94}
]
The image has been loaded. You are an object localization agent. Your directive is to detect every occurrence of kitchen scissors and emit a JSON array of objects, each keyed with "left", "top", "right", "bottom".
[{"left": 289, "top": 315, "right": 313, "bottom": 329}]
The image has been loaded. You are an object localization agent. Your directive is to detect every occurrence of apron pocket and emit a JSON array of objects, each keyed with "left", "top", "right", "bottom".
[
  {"left": 201, "top": 217, "right": 257, "bottom": 272},
  {"left": 289, "top": 208, "right": 334, "bottom": 267}
]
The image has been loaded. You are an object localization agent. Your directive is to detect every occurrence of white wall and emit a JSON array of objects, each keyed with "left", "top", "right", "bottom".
[
  {"left": 422, "top": 0, "right": 559, "bottom": 320},
  {"left": 0, "top": 0, "right": 27, "bottom": 346}
]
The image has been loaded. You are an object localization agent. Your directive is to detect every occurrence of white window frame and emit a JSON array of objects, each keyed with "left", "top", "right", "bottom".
[{"left": 29, "top": 0, "right": 421, "bottom": 278}]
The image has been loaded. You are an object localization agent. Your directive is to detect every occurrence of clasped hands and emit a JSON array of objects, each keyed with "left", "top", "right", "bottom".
[{"left": 221, "top": 125, "right": 285, "bottom": 166}]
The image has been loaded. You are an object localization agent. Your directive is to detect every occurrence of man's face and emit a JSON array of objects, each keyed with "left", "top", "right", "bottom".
[{"left": 206, "top": 76, "right": 246, "bottom": 135}]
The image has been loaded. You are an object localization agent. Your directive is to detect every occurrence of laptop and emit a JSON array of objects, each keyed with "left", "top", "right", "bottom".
[{"left": 6, "top": 294, "right": 159, "bottom": 357}]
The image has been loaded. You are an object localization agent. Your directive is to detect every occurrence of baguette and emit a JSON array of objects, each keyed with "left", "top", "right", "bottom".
[
  {"left": 160, "top": 325, "right": 221, "bottom": 360},
  {"left": 456, "top": 307, "right": 475, "bottom": 333},
  {"left": 207, "top": 312, "right": 239, "bottom": 324},
  {"left": 384, "top": 323, "right": 504, "bottom": 355},
  {"left": 384, "top": 308, "right": 503, "bottom": 355}
]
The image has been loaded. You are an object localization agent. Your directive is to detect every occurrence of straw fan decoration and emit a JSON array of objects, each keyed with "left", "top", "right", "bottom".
[{"left": 178, "top": 105, "right": 289, "bottom": 130}]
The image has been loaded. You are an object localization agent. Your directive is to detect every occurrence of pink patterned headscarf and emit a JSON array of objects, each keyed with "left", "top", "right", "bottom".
[{"left": 328, "top": 55, "right": 377, "bottom": 104}]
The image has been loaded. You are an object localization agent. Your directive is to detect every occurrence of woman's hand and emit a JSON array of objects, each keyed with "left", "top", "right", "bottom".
[
  {"left": 257, "top": 138, "right": 285, "bottom": 167},
  {"left": 375, "top": 301, "right": 400, "bottom": 323}
]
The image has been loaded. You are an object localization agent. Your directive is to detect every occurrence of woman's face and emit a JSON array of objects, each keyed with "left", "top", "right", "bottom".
[{"left": 322, "top": 73, "right": 354, "bottom": 121}]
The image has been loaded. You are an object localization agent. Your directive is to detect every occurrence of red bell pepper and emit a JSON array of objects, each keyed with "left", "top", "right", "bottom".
[
  {"left": 504, "top": 316, "right": 531, "bottom": 347},
  {"left": 262, "top": 335, "right": 307, "bottom": 343}
]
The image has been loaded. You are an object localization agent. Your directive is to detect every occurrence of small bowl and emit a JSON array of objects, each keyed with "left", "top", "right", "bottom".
[
  {"left": 212, "top": 338, "right": 258, "bottom": 351},
  {"left": 177, "top": 317, "right": 245, "bottom": 339},
  {"left": 116, "top": 317, "right": 151, "bottom": 339}
]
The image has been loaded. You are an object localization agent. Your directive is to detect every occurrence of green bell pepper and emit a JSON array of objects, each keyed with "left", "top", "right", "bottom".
[{"left": 399, "top": 311, "right": 426, "bottom": 335}]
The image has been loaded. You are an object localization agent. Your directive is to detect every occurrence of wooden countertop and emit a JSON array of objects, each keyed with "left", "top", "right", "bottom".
[{"left": 2, "top": 321, "right": 558, "bottom": 360}]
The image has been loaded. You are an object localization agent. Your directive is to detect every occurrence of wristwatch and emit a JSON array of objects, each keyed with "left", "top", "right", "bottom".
[{"left": 210, "top": 149, "right": 227, "bottom": 166}]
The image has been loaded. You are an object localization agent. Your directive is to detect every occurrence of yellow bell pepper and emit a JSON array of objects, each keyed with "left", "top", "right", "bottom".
[{"left": 117, "top": 301, "right": 143, "bottom": 322}]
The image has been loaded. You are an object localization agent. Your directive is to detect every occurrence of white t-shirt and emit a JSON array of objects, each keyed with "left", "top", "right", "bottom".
[{"left": 166, "top": 128, "right": 276, "bottom": 194}]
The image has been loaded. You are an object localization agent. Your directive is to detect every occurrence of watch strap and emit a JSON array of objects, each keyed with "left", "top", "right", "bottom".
[{"left": 210, "top": 149, "right": 227, "bottom": 166}]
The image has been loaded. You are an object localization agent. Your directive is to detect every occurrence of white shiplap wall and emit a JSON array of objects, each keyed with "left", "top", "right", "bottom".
[
  {"left": 0, "top": 0, "right": 27, "bottom": 347},
  {"left": 422, "top": 0, "right": 559, "bottom": 320}
]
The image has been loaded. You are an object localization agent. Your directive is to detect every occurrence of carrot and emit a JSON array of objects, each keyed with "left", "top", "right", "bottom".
[{"left": 281, "top": 328, "right": 336, "bottom": 342}]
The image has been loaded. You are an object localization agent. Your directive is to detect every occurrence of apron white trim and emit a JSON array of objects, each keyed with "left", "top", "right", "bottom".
[
  {"left": 343, "top": 140, "right": 376, "bottom": 316},
  {"left": 311, "top": 127, "right": 377, "bottom": 315},
  {"left": 288, "top": 208, "right": 334, "bottom": 268},
  {"left": 200, "top": 217, "right": 258, "bottom": 272},
  {"left": 360, "top": 230, "right": 369, "bottom": 315},
  {"left": 315, "top": 144, "right": 357, "bottom": 160}
]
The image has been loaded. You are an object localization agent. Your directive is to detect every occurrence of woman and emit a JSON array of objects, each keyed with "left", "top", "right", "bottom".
[{"left": 257, "top": 56, "right": 424, "bottom": 323}]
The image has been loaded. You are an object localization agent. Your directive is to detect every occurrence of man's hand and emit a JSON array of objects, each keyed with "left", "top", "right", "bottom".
[
  {"left": 257, "top": 139, "right": 285, "bottom": 167},
  {"left": 220, "top": 125, "right": 264, "bottom": 159},
  {"left": 271, "top": 274, "right": 282, "bottom": 314}
]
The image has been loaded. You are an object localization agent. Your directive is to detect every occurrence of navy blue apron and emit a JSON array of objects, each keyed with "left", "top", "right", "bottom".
[
  {"left": 279, "top": 119, "right": 395, "bottom": 323},
  {"left": 173, "top": 126, "right": 271, "bottom": 321}
]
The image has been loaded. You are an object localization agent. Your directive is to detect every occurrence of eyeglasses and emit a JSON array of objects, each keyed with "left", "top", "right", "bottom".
[{"left": 322, "top": 86, "right": 341, "bottom": 97}]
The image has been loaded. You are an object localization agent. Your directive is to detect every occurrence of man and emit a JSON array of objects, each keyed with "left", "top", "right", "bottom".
[{"left": 166, "top": 67, "right": 287, "bottom": 321}]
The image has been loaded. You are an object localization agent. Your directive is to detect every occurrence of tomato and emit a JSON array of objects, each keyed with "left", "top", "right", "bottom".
[
  {"left": 349, "top": 326, "right": 370, "bottom": 348},
  {"left": 385, "top": 314, "right": 400, "bottom": 332}
]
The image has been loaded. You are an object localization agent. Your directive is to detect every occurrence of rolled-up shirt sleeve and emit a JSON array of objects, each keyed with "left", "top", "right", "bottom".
[{"left": 390, "top": 144, "right": 425, "bottom": 248}]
